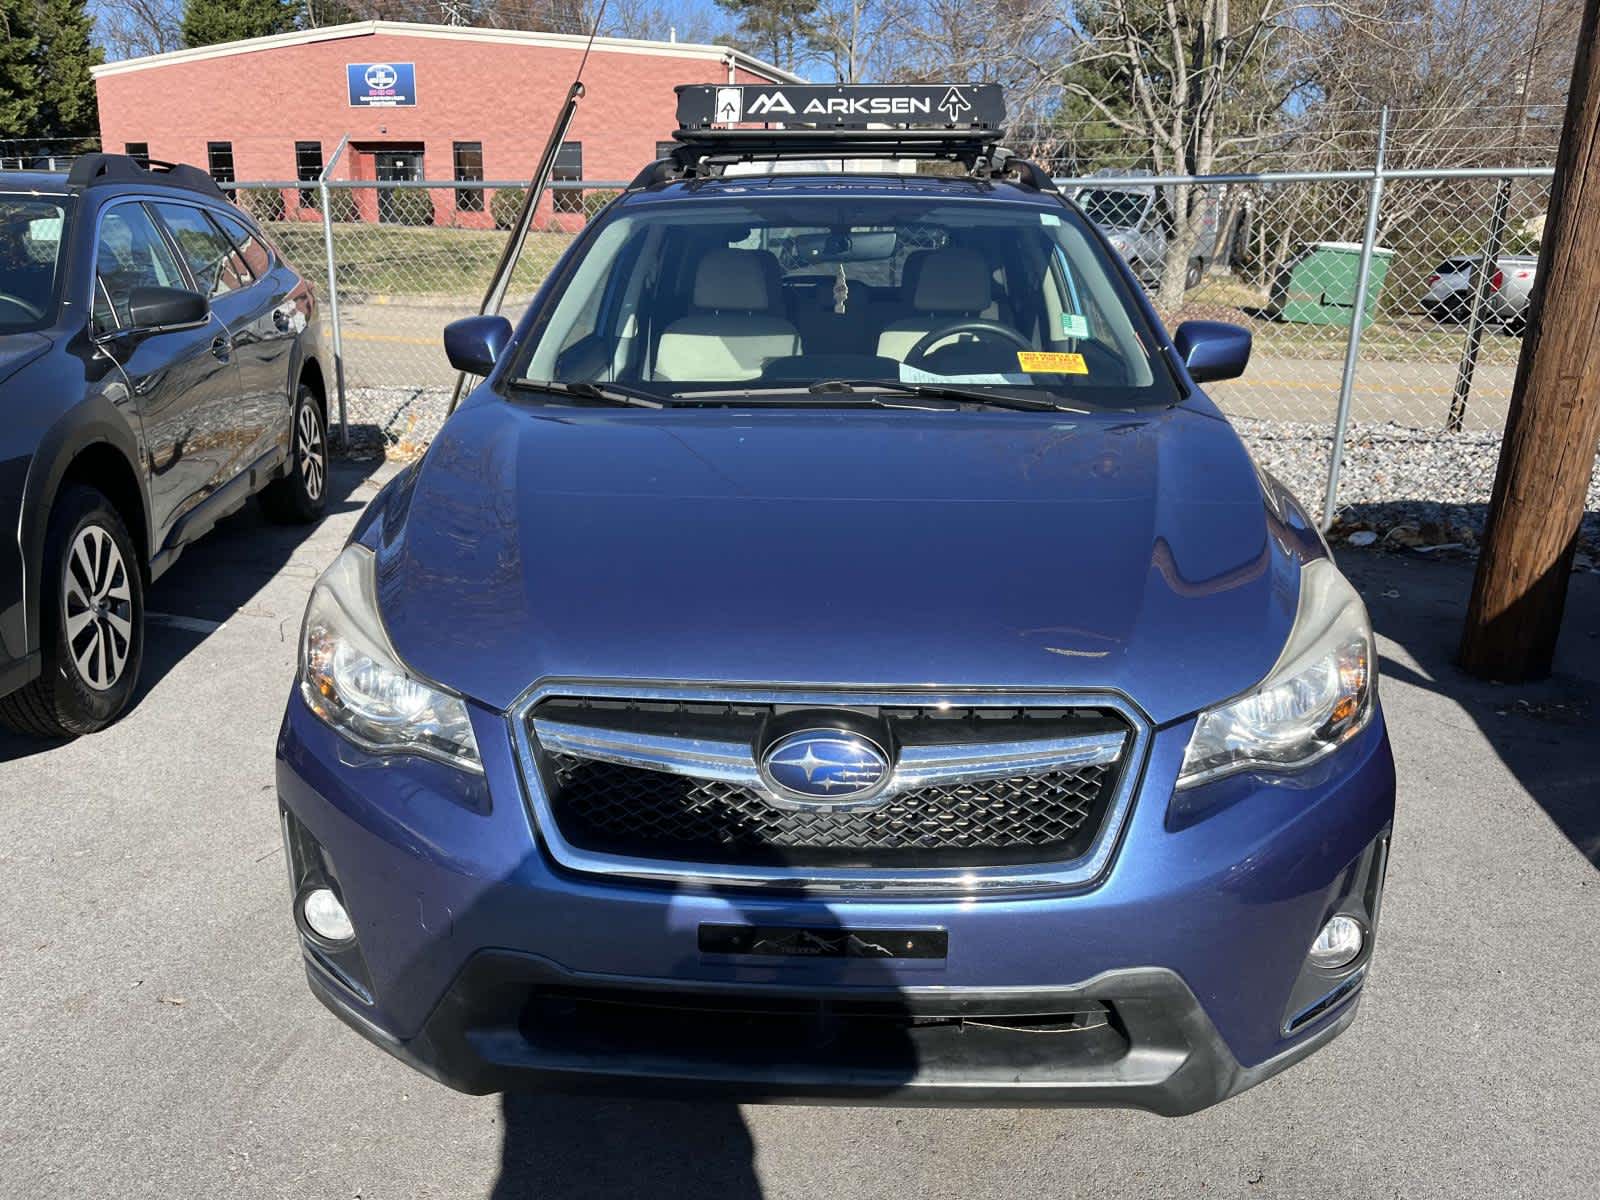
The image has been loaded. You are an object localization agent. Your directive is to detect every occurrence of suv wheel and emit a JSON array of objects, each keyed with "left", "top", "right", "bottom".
[
  {"left": 0, "top": 486, "right": 145, "bottom": 738},
  {"left": 261, "top": 383, "right": 329, "bottom": 523},
  {"left": 1185, "top": 258, "right": 1205, "bottom": 290}
]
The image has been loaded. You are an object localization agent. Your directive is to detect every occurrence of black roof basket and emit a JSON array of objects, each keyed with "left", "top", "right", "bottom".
[
  {"left": 66, "top": 153, "right": 228, "bottom": 200},
  {"left": 630, "top": 84, "right": 1058, "bottom": 194}
]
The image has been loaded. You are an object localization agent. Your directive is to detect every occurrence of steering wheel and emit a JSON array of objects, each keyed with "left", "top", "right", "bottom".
[
  {"left": 0, "top": 293, "right": 43, "bottom": 321},
  {"left": 904, "top": 319, "right": 1031, "bottom": 369}
]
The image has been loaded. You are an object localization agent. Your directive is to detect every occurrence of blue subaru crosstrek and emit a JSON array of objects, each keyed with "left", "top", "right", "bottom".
[{"left": 275, "top": 85, "right": 1394, "bottom": 1115}]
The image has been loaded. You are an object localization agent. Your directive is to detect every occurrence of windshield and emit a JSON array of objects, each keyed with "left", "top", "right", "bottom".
[
  {"left": 513, "top": 194, "right": 1178, "bottom": 409},
  {"left": 1074, "top": 188, "right": 1151, "bottom": 230},
  {"left": 0, "top": 194, "right": 68, "bottom": 334}
]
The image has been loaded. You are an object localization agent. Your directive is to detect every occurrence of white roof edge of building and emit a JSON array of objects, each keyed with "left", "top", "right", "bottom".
[{"left": 89, "top": 19, "right": 802, "bottom": 84}]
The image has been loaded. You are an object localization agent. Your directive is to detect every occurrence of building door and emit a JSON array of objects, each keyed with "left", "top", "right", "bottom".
[{"left": 376, "top": 150, "right": 426, "bottom": 224}]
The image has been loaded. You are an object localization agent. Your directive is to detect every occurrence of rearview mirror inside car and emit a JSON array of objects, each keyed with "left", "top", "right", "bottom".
[
  {"left": 444, "top": 315, "right": 514, "bottom": 377},
  {"left": 126, "top": 285, "right": 209, "bottom": 333},
  {"left": 1173, "top": 320, "right": 1252, "bottom": 383}
]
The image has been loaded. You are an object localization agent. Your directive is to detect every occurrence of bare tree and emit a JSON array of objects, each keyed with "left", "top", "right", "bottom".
[
  {"left": 894, "top": 0, "right": 1068, "bottom": 155},
  {"left": 807, "top": 0, "right": 911, "bottom": 83},
  {"left": 1291, "top": 0, "right": 1580, "bottom": 242},
  {"left": 94, "top": 0, "right": 184, "bottom": 59},
  {"left": 1056, "top": 0, "right": 1310, "bottom": 308}
]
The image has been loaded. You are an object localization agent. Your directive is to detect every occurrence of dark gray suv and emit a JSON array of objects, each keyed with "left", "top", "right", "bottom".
[{"left": 0, "top": 154, "right": 329, "bottom": 737}]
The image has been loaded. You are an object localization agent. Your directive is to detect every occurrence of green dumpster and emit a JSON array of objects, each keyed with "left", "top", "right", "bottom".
[{"left": 1268, "top": 241, "right": 1394, "bottom": 327}]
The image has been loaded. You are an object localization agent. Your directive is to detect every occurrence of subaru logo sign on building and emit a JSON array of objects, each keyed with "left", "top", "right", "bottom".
[
  {"left": 759, "top": 730, "right": 892, "bottom": 806},
  {"left": 347, "top": 62, "right": 416, "bottom": 107}
]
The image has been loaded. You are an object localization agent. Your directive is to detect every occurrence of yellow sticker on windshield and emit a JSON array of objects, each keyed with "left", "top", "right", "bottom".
[{"left": 1017, "top": 351, "right": 1088, "bottom": 375}]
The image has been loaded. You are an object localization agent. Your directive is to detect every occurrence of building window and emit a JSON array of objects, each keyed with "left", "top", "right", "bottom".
[
  {"left": 295, "top": 141, "right": 323, "bottom": 208},
  {"left": 552, "top": 141, "right": 582, "bottom": 213},
  {"left": 206, "top": 141, "right": 235, "bottom": 196},
  {"left": 453, "top": 141, "right": 484, "bottom": 212},
  {"left": 124, "top": 142, "right": 150, "bottom": 168}
]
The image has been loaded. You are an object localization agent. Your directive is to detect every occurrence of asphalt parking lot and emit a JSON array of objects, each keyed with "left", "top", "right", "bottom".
[{"left": 2, "top": 456, "right": 1597, "bottom": 1199}]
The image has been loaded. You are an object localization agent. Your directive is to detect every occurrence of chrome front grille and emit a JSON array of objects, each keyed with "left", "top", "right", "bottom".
[
  {"left": 513, "top": 688, "right": 1149, "bottom": 892},
  {"left": 546, "top": 748, "right": 1122, "bottom": 867}
]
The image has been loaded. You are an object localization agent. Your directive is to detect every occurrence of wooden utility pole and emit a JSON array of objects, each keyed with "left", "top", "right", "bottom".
[{"left": 1459, "top": 0, "right": 1600, "bottom": 681}]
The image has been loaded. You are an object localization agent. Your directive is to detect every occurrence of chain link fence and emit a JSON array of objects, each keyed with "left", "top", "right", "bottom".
[
  {"left": 231, "top": 161, "right": 1596, "bottom": 554},
  {"left": 1056, "top": 163, "right": 1580, "bottom": 549},
  {"left": 229, "top": 178, "right": 624, "bottom": 454}
]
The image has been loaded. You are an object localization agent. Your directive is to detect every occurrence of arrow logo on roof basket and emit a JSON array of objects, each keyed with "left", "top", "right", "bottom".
[{"left": 939, "top": 87, "right": 972, "bottom": 124}]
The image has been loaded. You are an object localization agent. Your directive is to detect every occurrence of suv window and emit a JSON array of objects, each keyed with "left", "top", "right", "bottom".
[
  {"left": 0, "top": 194, "right": 68, "bottom": 333},
  {"left": 151, "top": 202, "right": 252, "bottom": 296},
  {"left": 213, "top": 211, "right": 273, "bottom": 281},
  {"left": 93, "top": 203, "right": 186, "bottom": 334},
  {"left": 516, "top": 195, "right": 1176, "bottom": 406}
]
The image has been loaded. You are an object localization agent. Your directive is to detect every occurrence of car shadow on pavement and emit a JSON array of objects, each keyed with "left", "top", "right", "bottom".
[
  {"left": 0, "top": 457, "right": 386, "bottom": 764},
  {"left": 1340, "top": 546, "right": 1600, "bottom": 868},
  {"left": 492, "top": 1093, "right": 763, "bottom": 1200}
]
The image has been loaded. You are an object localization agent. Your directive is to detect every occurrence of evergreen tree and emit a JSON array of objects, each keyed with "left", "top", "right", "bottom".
[
  {"left": 182, "top": 0, "right": 298, "bottom": 49},
  {"left": 30, "top": 0, "right": 102, "bottom": 139},
  {"left": 712, "top": 0, "right": 817, "bottom": 72},
  {"left": 0, "top": 0, "right": 41, "bottom": 136}
]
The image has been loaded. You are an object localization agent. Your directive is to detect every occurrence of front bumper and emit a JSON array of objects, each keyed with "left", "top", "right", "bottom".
[{"left": 276, "top": 693, "right": 1396, "bottom": 1114}]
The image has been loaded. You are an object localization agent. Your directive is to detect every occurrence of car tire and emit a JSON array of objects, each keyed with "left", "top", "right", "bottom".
[
  {"left": 1185, "top": 259, "right": 1205, "bottom": 290},
  {"left": 0, "top": 486, "right": 145, "bottom": 738},
  {"left": 261, "top": 383, "right": 329, "bottom": 524}
]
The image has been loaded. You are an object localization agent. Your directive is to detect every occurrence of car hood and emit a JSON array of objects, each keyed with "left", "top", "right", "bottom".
[
  {"left": 0, "top": 332, "right": 50, "bottom": 387},
  {"left": 368, "top": 399, "right": 1313, "bottom": 724}
]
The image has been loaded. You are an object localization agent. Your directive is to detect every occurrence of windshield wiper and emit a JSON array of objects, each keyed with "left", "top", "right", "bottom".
[
  {"left": 508, "top": 379, "right": 667, "bottom": 409},
  {"left": 810, "top": 379, "right": 1088, "bottom": 414}
]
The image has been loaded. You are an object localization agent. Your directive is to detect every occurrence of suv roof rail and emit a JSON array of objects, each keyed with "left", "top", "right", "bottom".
[
  {"left": 632, "top": 83, "right": 1058, "bottom": 194},
  {"left": 66, "top": 153, "right": 228, "bottom": 201}
]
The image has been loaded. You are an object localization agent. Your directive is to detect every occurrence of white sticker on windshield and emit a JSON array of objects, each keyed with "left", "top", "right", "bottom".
[
  {"left": 1061, "top": 313, "right": 1089, "bottom": 339},
  {"left": 899, "top": 364, "right": 1031, "bottom": 386},
  {"left": 1039, "top": 213, "right": 1061, "bottom": 227}
]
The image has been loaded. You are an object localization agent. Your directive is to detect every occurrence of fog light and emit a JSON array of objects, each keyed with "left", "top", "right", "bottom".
[
  {"left": 1309, "top": 914, "right": 1364, "bottom": 969},
  {"left": 302, "top": 887, "right": 355, "bottom": 943}
]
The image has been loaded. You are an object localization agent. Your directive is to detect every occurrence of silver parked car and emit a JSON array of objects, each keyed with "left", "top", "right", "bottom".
[
  {"left": 1072, "top": 174, "right": 1217, "bottom": 292},
  {"left": 1420, "top": 253, "right": 1537, "bottom": 331},
  {"left": 1485, "top": 256, "right": 1538, "bottom": 332}
]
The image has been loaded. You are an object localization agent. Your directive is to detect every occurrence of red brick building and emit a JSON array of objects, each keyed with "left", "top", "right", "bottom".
[{"left": 91, "top": 20, "right": 795, "bottom": 227}]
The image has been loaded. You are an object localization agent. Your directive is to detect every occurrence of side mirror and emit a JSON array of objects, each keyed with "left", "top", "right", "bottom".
[
  {"left": 1173, "top": 320, "right": 1252, "bottom": 383},
  {"left": 126, "top": 286, "right": 209, "bottom": 333},
  {"left": 444, "top": 315, "right": 513, "bottom": 377}
]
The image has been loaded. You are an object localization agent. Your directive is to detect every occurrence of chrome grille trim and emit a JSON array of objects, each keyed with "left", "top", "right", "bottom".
[
  {"left": 533, "top": 716, "right": 1126, "bottom": 810},
  {"left": 534, "top": 719, "right": 763, "bottom": 789},
  {"left": 507, "top": 683, "right": 1152, "bottom": 896}
]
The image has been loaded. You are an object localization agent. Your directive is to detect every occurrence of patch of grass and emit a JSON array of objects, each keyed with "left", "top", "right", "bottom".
[
  {"left": 263, "top": 221, "right": 574, "bottom": 298},
  {"left": 1161, "top": 277, "right": 1523, "bottom": 365}
]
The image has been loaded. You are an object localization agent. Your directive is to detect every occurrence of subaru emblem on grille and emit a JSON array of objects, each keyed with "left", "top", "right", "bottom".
[{"left": 759, "top": 729, "right": 892, "bottom": 806}]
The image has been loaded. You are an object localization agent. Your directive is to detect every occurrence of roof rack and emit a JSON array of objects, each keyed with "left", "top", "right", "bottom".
[
  {"left": 630, "top": 84, "right": 1058, "bottom": 194},
  {"left": 66, "top": 153, "right": 228, "bottom": 200}
]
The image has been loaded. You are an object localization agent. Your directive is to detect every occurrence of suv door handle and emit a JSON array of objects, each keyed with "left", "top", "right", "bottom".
[{"left": 210, "top": 334, "right": 232, "bottom": 362}]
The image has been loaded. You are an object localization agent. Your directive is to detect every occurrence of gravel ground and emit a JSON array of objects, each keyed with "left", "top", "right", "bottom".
[
  {"left": 331, "top": 387, "right": 1600, "bottom": 561},
  {"left": 1234, "top": 417, "right": 1600, "bottom": 561}
]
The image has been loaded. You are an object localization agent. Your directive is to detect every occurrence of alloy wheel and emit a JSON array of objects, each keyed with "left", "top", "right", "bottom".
[
  {"left": 63, "top": 525, "right": 134, "bottom": 692},
  {"left": 299, "top": 403, "right": 326, "bottom": 502}
]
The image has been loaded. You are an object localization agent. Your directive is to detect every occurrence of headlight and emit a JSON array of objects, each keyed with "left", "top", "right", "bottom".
[
  {"left": 299, "top": 544, "right": 482, "bottom": 771},
  {"left": 1177, "top": 559, "right": 1375, "bottom": 788}
]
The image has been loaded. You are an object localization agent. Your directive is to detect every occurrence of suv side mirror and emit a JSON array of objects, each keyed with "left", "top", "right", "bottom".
[
  {"left": 444, "top": 315, "right": 513, "bottom": 377},
  {"left": 126, "top": 285, "right": 210, "bottom": 333},
  {"left": 1173, "top": 320, "right": 1252, "bottom": 383}
]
